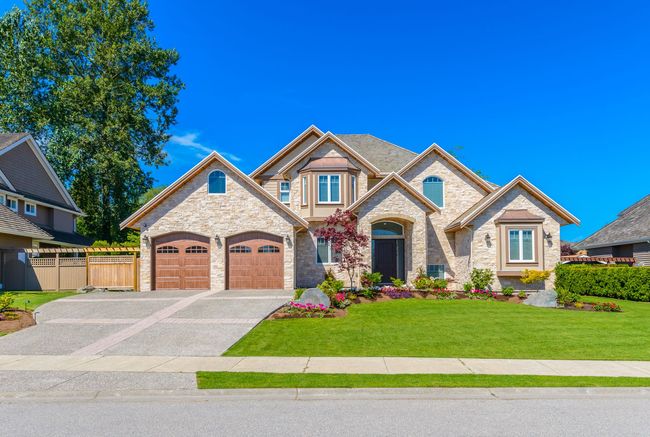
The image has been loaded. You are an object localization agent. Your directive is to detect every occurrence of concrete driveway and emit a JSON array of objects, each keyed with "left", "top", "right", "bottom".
[{"left": 0, "top": 289, "right": 291, "bottom": 356}]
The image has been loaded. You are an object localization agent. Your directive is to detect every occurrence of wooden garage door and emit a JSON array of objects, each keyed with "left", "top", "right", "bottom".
[
  {"left": 154, "top": 233, "right": 210, "bottom": 290},
  {"left": 227, "top": 232, "right": 283, "bottom": 289}
]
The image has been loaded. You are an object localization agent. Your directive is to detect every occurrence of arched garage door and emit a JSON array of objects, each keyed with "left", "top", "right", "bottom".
[
  {"left": 227, "top": 232, "right": 284, "bottom": 289},
  {"left": 154, "top": 233, "right": 210, "bottom": 290}
]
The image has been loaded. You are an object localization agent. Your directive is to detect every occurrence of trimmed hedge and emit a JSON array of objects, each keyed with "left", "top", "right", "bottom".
[{"left": 555, "top": 264, "right": 650, "bottom": 301}]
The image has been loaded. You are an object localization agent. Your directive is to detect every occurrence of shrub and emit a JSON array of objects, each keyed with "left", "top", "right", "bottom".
[
  {"left": 593, "top": 302, "right": 622, "bottom": 312},
  {"left": 360, "top": 271, "right": 382, "bottom": 288},
  {"left": 432, "top": 278, "right": 448, "bottom": 289},
  {"left": 521, "top": 269, "right": 551, "bottom": 290},
  {"left": 390, "top": 277, "right": 406, "bottom": 288},
  {"left": 518, "top": 291, "right": 527, "bottom": 299},
  {"left": 470, "top": 268, "right": 494, "bottom": 290},
  {"left": 556, "top": 287, "right": 579, "bottom": 306},
  {"left": 332, "top": 292, "right": 351, "bottom": 309},
  {"left": 413, "top": 276, "right": 435, "bottom": 290},
  {"left": 555, "top": 264, "right": 650, "bottom": 301},
  {"left": 317, "top": 276, "right": 344, "bottom": 298},
  {"left": 467, "top": 289, "right": 497, "bottom": 300},
  {"left": 431, "top": 290, "right": 457, "bottom": 300},
  {"left": 463, "top": 282, "right": 473, "bottom": 292},
  {"left": 293, "top": 288, "right": 306, "bottom": 300},
  {"left": 359, "top": 288, "right": 377, "bottom": 299},
  {"left": 574, "top": 302, "right": 584, "bottom": 309},
  {"left": 0, "top": 293, "right": 14, "bottom": 312},
  {"left": 502, "top": 287, "right": 514, "bottom": 296}
]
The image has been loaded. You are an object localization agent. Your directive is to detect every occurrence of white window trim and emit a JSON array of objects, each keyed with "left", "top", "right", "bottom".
[
  {"left": 6, "top": 196, "right": 18, "bottom": 212},
  {"left": 279, "top": 181, "right": 291, "bottom": 205},
  {"left": 350, "top": 175, "right": 357, "bottom": 203},
  {"left": 24, "top": 202, "right": 37, "bottom": 216},
  {"left": 317, "top": 174, "right": 341, "bottom": 204},
  {"left": 301, "top": 176, "right": 308, "bottom": 206},
  {"left": 316, "top": 237, "right": 336, "bottom": 265},
  {"left": 207, "top": 171, "right": 227, "bottom": 195},
  {"left": 508, "top": 229, "right": 535, "bottom": 263}
]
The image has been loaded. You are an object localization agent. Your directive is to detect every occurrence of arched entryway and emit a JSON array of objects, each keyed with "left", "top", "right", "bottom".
[
  {"left": 371, "top": 221, "right": 405, "bottom": 283},
  {"left": 226, "top": 231, "right": 284, "bottom": 289},
  {"left": 153, "top": 232, "right": 210, "bottom": 290}
]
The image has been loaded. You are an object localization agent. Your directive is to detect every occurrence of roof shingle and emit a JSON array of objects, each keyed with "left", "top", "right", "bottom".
[
  {"left": 335, "top": 134, "right": 417, "bottom": 173},
  {"left": 0, "top": 133, "right": 29, "bottom": 151},
  {"left": 0, "top": 204, "right": 53, "bottom": 240}
]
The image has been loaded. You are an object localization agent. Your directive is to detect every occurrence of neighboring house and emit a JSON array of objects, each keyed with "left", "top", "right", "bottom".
[
  {"left": 121, "top": 126, "right": 580, "bottom": 291},
  {"left": 0, "top": 133, "right": 89, "bottom": 252},
  {"left": 574, "top": 194, "right": 650, "bottom": 266}
]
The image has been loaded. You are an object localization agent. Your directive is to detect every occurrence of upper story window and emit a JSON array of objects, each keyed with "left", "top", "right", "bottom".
[
  {"left": 301, "top": 176, "right": 308, "bottom": 206},
  {"left": 279, "top": 181, "right": 290, "bottom": 204},
  {"left": 423, "top": 176, "right": 444, "bottom": 207},
  {"left": 6, "top": 196, "right": 18, "bottom": 212},
  {"left": 318, "top": 174, "right": 340, "bottom": 204},
  {"left": 350, "top": 175, "right": 357, "bottom": 203},
  {"left": 508, "top": 229, "right": 534, "bottom": 262},
  {"left": 0, "top": 194, "right": 5, "bottom": 206},
  {"left": 208, "top": 170, "right": 226, "bottom": 194},
  {"left": 24, "top": 202, "right": 37, "bottom": 216}
]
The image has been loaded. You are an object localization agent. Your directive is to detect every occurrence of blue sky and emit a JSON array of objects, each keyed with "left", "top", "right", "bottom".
[{"left": 2, "top": 1, "right": 649, "bottom": 242}]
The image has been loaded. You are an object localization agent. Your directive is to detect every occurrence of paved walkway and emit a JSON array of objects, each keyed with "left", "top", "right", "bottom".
[
  {"left": 0, "top": 290, "right": 291, "bottom": 357},
  {"left": 2, "top": 355, "right": 650, "bottom": 377}
]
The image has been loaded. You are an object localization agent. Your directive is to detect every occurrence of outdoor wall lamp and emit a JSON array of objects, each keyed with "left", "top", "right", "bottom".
[
  {"left": 544, "top": 231, "right": 552, "bottom": 241},
  {"left": 485, "top": 233, "right": 491, "bottom": 244},
  {"left": 142, "top": 234, "right": 150, "bottom": 247}
]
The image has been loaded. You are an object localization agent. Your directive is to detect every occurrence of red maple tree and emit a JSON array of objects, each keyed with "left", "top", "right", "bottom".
[{"left": 314, "top": 209, "right": 369, "bottom": 288}]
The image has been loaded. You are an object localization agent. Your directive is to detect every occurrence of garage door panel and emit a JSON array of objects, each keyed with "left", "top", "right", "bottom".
[
  {"left": 154, "top": 234, "right": 210, "bottom": 290},
  {"left": 227, "top": 232, "right": 283, "bottom": 290}
]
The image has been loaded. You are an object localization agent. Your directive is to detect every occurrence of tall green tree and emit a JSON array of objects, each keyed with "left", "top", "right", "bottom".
[{"left": 0, "top": 0, "right": 183, "bottom": 241}]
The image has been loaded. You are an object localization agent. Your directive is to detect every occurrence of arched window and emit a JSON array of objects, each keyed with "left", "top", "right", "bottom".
[
  {"left": 208, "top": 170, "right": 226, "bottom": 194},
  {"left": 156, "top": 245, "right": 179, "bottom": 254},
  {"left": 371, "top": 221, "right": 404, "bottom": 237},
  {"left": 185, "top": 245, "right": 208, "bottom": 254},
  {"left": 229, "top": 245, "right": 251, "bottom": 253},
  {"left": 423, "top": 176, "right": 444, "bottom": 207},
  {"left": 258, "top": 245, "right": 280, "bottom": 253}
]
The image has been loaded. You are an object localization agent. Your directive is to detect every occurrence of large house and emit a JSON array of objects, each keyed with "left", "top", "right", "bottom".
[
  {"left": 574, "top": 194, "right": 649, "bottom": 266},
  {"left": 122, "top": 126, "right": 580, "bottom": 291}
]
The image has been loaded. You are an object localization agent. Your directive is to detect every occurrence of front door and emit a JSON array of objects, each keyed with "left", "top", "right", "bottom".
[{"left": 372, "top": 239, "right": 404, "bottom": 283}]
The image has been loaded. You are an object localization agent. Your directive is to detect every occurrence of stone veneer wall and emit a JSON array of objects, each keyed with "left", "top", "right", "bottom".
[
  {"left": 134, "top": 160, "right": 298, "bottom": 291},
  {"left": 400, "top": 153, "right": 489, "bottom": 282},
  {"left": 467, "top": 186, "right": 566, "bottom": 290}
]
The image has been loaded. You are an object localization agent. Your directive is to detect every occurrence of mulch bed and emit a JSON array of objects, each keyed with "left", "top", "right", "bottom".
[{"left": 0, "top": 309, "right": 36, "bottom": 334}]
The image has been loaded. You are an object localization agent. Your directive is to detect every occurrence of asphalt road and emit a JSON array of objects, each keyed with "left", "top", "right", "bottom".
[{"left": 2, "top": 390, "right": 650, "bottom": 436}]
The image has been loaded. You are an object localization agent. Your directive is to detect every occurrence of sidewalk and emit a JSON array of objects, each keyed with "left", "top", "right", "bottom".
[{"left": 2, "top": 355, "right": 650, "bottom": 377}]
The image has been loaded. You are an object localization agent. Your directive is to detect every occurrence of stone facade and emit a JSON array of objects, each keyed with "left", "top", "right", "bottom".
[{"left": 134, "top": 160, "right": 300, "bottom": 291}]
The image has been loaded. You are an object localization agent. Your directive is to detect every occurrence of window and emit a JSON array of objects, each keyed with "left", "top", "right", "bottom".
[
  {"left": 316, "top": 237, "right": 334, "bottom": 264},
  {"left": 185, "top": 245, "right": 208, "bottom": 254},
  {"left": 427, "top": 264, "right": 445, "bottom": 279},
  {"left": 423, "top": 176, "right": 444, "bottom": 207},
  {"left": 208, "top": 170, "right": 226, "bottom": 194},
  {"left": 301, "top": 176, "right": 307, "bottom": 205},
  {"left": 509, "top": 229, "right": 534, "bottom": 262},
  {"left": 0, "top": 194, "right": 5, "bottom": 206},
  {"left": 350, "top": 175, "right": 357, "bottom": 203},
  {"left": 156, "top": 245, "right": 179, "bottom": 254},
  {"left": 24, "top": 202, "right": 36, "bottom": 216},
  {"left": 229, "top": 245, "right": 251, "bottom": 253},
  {"left": 279, "top": 181, "right": 290, "bottom": 204},
  {"left": 318, "top": 174, "right": 340, "bottom": 203},
  {"left": 371, "top": 221, "right": 404, "bottom": 237},
  {"left": 6, "top": 196, "right": 17, "bottom": 212},
  {"left": 258, "top": 245, "right": 280, "bottom": 253}
]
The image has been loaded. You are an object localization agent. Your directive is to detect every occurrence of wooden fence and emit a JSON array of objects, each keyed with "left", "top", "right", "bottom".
[{"left": 0, "top": 249, "right": 139, "bottom": 291}]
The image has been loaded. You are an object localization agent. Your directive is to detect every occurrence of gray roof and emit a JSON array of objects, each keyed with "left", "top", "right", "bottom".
[
  {"left": 0, "top": 204, "right": 53, "bottom": 240},
  {"left": 575, "top": 194, "right": 650, "bottom": 249},
  {"left": 0, "top": 133, "right": 29, "bottom": 151},
  {"left": 335, "top": 134, "right": 417, "bottom": 173}
]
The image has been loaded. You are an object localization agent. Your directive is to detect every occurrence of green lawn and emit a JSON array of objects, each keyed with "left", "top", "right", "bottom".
[
  {"left": 2, "top": 291, "right": 75, "bottom": 311},
  {"left": 196, "top": 372, "right": 650, "bottom": 389},
  {"left": 225, "top": 297, "right": 650, "bottom": 360}
]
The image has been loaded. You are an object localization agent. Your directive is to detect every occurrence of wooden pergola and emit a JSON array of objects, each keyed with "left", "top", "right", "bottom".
[{"left": 23, "top": 247, "right": 140, "bottom": 254}]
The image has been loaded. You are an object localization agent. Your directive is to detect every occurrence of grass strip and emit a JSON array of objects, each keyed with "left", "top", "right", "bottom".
[{"left": 196, "top": 372, "right": 650, "bottom": 389}]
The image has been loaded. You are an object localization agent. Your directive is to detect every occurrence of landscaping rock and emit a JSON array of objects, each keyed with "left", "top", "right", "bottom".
[
  {"left": 76, "top": 285, "right": 96, "bottom": 294},
  {"left": 523, "top": 289, "right": 558, "bottom": 308},
  {"left": 297, "top": 288, "right": 330, "bottom": 308}
]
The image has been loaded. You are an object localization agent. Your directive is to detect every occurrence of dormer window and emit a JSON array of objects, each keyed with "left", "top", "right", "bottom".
[
  {"left": 318, "top": 174, "right": 340, "bottom": 204},
  {"left": 423, "top": 176, "right": 444, "bottom": 207},
  {"left": 279, "top": 181, "right": 290, "bottom": 204},
  {"left": 6, "top": 196, "right": 18, "bottom": 212},
  {"left": 24, "top": 202, "right": 37, "bottom": 216}
]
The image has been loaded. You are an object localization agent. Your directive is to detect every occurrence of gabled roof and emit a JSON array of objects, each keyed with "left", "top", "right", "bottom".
[
  {"left": 398, "top": 143, "right": 495, "bottom": 193},
  {"left": 335, "top": 134, "right": 417, "bottom": 173},
  {"left": 575, "top": 194, "right": 650, "bottom": 250},
  {"left": 0, "top": 133, "right": 82, "bottom": 214},
  {"left": 120, "top": 151, "right": 309, "bottom": 230},
  {"left": 445, "top": 175, "right": 580, "bottom": 232},
  {"left": 276, "top": 132, "right": 383, "bottom": 177},
  {"left": 249, "top": 125, "right": 324, "bottom": 179},
  {"left": 0, "top": 204, "right": 53, "bottom": 240},
  {"left": 347, "top": 172, "right": 441, "bottom": 213}
]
